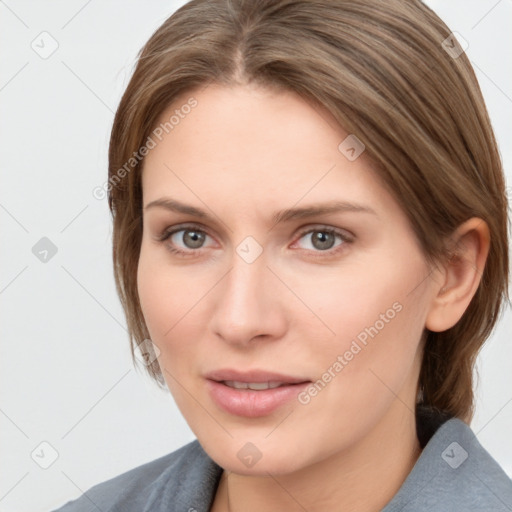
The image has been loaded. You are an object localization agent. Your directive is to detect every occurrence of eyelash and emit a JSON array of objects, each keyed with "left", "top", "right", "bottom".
[{"left": 156, "top": 224, "right": 352, "bottom": 258}]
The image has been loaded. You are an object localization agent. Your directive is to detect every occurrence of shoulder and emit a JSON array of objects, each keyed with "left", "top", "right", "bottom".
[
  {"left": 50, "top": 440, "right": 222, "bottom": 512},
  {"left": 384, "top": 417, "right": 512, "bottom": 511}
]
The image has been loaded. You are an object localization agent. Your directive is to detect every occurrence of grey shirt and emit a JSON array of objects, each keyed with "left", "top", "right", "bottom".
[{"left": 51, "top": 416, "right": 512, "bottom": 511}]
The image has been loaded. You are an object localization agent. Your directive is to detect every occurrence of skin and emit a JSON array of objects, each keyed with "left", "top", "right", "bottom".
[{"left": 137, "top": 83, "right": 490, "bottom": 512}]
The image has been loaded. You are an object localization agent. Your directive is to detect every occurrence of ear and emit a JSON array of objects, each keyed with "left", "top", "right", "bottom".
[{"left": 425, "top": 217, "right": 490, "bottom": 332}]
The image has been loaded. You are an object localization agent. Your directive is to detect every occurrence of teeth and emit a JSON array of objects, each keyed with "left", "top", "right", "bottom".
[
  {"left": 248, "top": 382, "right": 273, "bottom": 390},
  {"left": 223, "top": 381, "right": 284, "bottom": 390},
  {"left": 225, "top": 381, "right": 248, "bottom": 389}
]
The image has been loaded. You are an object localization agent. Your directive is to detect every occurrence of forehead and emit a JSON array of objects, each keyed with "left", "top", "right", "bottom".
[
  {"left": 148, "top": 83, "right": 344, "bottom": 161},
  {"left": 140, "top": 84, "right": 395, "bottom": 221}
]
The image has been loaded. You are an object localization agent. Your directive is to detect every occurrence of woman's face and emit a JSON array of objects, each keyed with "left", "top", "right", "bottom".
[{"left": 137, "top": 83, "right": 439, "bottom": 475}]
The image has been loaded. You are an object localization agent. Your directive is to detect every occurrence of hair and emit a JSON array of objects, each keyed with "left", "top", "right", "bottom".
[{"left": 107, "top": 0, "right": 509, "bottom": 422}]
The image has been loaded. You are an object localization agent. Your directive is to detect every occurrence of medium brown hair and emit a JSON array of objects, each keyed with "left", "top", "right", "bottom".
[{"left": 107, "top": 0, "right": 510, "bottom": 422}]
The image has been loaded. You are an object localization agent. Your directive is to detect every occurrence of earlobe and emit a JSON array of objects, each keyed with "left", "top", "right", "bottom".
[{"left": 425, "top": 218, "right": 490, "bottom": 333}]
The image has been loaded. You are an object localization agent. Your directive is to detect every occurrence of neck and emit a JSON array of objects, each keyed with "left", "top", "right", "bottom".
[{"left": 212, "top": 401, "right": 422, "bottom": 512}]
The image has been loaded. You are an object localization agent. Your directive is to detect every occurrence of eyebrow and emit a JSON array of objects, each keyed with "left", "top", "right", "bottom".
[{"left": 144, "top": 197, "right": 377, "bottom": 225}]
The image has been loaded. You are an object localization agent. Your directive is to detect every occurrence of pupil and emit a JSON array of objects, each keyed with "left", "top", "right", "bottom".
[{"left": 312, "top": 231, "right": 335, "bottom": 250}]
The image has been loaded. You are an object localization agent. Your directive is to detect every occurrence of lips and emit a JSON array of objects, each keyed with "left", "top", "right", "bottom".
[{"left": 205, "top": 369, "right": 311, "bottom": 417}]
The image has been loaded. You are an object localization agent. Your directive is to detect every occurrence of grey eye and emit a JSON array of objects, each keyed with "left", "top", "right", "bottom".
[
  {"left": 172, "top": 229, "right": 207, "bottom": 249},
  {"left": 297, "top": 230, "right": 343, "bottom": 251},
  {"left": 310, "top": 231, "right": 336, "bottom": 250}
]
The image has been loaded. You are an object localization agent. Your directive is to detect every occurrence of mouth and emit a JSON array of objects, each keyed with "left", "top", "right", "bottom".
[{"left": 204, "top": 369, "right": 311, "bottom": 417}]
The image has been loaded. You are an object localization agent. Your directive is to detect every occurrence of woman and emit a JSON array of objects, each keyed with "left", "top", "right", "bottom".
[{"left": 52, "top": 0, "right": 512, "bottom": 510}]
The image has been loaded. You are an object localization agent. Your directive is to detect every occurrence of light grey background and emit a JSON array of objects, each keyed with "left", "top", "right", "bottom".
[{"left": 0, "top": 1, "right": 510, "bottom": 511}]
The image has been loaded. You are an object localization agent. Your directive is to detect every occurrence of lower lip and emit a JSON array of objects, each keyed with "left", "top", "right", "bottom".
[{"left": 206, "top": 380, "right": 310, "bottom": 417}]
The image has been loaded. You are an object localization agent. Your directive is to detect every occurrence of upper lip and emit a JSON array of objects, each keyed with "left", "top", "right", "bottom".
[{"left": 205, "top": 369, "right": 310, "bottom": 384}]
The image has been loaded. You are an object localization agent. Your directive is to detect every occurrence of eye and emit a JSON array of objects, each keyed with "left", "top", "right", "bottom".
[
  {"left": 293, "top": 227, "right": 351, "bottom": 253},
  {"left": 156, "top": 224, "right": 352, "bottom": 257},
  {"left": 157, "top": 225, "right": 215, "bottom": 255}
]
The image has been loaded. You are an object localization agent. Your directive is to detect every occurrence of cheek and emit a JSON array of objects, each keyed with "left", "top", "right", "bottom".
[
  {"left": 292, "top": 250, "right": 427, "bottom": 344},
  {"left": 137, "top": 245, "right": 195, "bottom": 337},
  {"left": 295, "top": 251, "right": 429, "bottom": 393},
  {"left": 292, "top": 280, "right": 426, "bottom": 453},
  {"left": 136, "top": 247, "right": 209, "bottom": 377},
  {"left": 137, "top": 255, "right": 168, "bottom": 339},
  {"left": 137, "top": 255, "right": 194, "bottom": 404}
]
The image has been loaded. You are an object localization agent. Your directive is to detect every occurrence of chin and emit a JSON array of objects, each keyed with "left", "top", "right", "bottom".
[
  {"left": 198, "top": 434, "right": 317, "bottom": 477},
  {"left": 221, "top": 452, "right": 307, "bottom": 477}
]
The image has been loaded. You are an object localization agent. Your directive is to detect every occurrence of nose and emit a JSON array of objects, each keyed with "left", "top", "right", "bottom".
[{"left": 208, "top": 249, "right": 287, "bottom": 347}]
